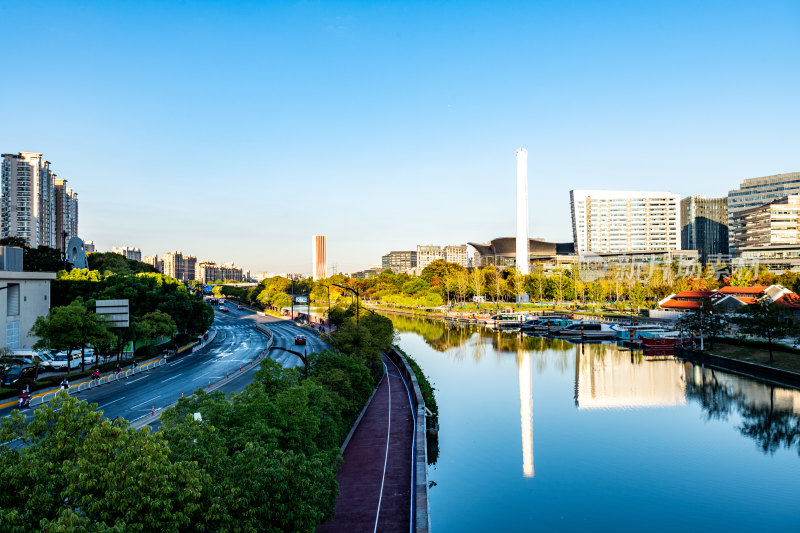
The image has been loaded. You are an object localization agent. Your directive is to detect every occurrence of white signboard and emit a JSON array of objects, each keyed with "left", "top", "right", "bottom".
[{"left": 95, "top": 299, "right": 130, "bottom": 328}]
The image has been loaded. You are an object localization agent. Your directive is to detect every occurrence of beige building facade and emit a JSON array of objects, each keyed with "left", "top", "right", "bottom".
[
  {"left": 732, "top": 195, "right": 800, "bottom": 250},
  {"left": 163, "top": 251, "right": 196, "bottom": 282},
  {"left": 1, "top": 152, "right": 57, "bottom": 248}
]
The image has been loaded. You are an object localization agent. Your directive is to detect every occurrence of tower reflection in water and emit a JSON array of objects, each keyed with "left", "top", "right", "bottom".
[{"left": 517, "top": 349, "right": 534, "bottom": 478}]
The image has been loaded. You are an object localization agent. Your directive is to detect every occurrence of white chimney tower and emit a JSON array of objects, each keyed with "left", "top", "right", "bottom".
[{"left": 516, "top": 148, "right": 530, "bottom": 275}]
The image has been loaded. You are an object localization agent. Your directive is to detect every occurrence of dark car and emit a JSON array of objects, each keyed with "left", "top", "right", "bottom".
[
  {"left": 220, "top": 307, "right": 229, "bottom": 313},
  {"left": 294, "top": 335, "right": 306, "bottom": 345},
  {"left": 2, "top": 366, "right": 36, "bottom": 387}
]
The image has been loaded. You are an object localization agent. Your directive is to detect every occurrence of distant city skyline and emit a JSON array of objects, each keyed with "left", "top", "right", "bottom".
[{"left": 1, "top": 1, "right": 797, "bottom": 273}]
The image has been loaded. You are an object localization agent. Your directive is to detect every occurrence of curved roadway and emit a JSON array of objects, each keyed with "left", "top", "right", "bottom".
[{"left": 1, "top": 306, "right": 328, "bottom": 425}]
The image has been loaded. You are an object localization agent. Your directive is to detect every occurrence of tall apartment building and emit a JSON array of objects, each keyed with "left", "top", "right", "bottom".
[
  {"left": 163, "top": 251, "right": 196, "bottom": 282},
  {"left": 728, "top": 172, "right": 800, "bottom": 253},
  {"left": 53, "top": 179, "right": 78, "bottom": 252},
  {"left": 732, "top": 195, "right": 800, "bottom": 250},
  {"left": 417, "top": 245, "right": 443, "bottom": 271},
  {"left": 444, "top": 244, "right": 469, "bottom": 268},
  {"left": 195, "top": 261, "right": 244, "bottom": 283},
  {"left": 680, "top": 195, "right": 728, "bottom": 263},
  {"left": 1, "top": 152, "right": 57, "bottom": 247},
  {"left": 112, "top": 246, "right": 142, "bottom": 262},
  {"left": 381, "top": 250, "right": 417, "bottom": 272},
  {"left": 570, "top": 190, "right": 680, "bottom": 254},
  {"left": 312, "top": 235, "right": 327, "bottom": 281},
  {"left": 143, "top": 254, "right": 164, "bottom": 273}
]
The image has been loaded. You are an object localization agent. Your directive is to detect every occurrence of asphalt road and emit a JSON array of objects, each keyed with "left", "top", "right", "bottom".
[{"left": 1, "top": 306, "right": 329, "bottom": 426}]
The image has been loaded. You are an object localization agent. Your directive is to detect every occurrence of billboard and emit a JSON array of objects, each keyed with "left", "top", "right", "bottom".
[
  {"left": 295, "top": 296, "right": 308, "bottom": 303},
  {"left": 95, "top": 299, "right": 130, "bottom": 328},
  {"left": 204, "top": 285, "right": 213, "bottom": 294}
]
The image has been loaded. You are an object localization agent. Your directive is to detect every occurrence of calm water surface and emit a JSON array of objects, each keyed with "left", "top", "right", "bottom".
[{"left": 387, "top": 315, "right": 800, "bottom": 532}]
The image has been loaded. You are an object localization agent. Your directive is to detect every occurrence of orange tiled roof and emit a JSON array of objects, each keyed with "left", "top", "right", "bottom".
[
  {"left": 734, "top": 297, "right": 759, "bottom": 305},
  {"left": 660, "top": 300, "right": 703, "bottom": 309},
  {"left": 775, "top": 293, "right": 800, "bottom": 309},
  {"left": 719, "top": 286, "right": 767, "bottom": 294},
  {"left": 674, "top": 291, "right": 717, "bottom": 298}
]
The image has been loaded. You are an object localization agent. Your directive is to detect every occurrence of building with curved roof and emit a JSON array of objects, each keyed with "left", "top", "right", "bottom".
[{"left": 468, "top": 237, "right": 575, "bottom": 268}]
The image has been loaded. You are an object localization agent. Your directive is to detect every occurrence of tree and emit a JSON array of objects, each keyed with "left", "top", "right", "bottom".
[
  {"left": 508, "top": 266, "right": 526, "bottom": 306},
  {"left": 455, "top": 269, "right": 468, "bottom": 303},
  {"left": 677, "top": 298, "right": 728, "bottom": 348},
  {"left": 139, "top": 310, "right": 178, "bottom": 345},
  {"left": 32, "top": 300, "right": 112, "bottom": 372},
  {"left": 471, "top": 268, "right": 484, "bottom": 306},
  {"left": 732, "top": 302, "right": 795, "bottom": 362},
  {"left": 629, "top": 282, "right": 647, "bottom": 313}
]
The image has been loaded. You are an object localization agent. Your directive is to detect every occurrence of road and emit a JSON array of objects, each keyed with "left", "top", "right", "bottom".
[{"left": 1, "top": 305, "right": 329, "bottom": 425}]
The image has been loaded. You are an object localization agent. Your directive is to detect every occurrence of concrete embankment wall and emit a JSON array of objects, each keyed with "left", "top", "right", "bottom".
[
  {"left": 677, "top": 346, "right": 800, "bottom": 389},
  {"left": 386, "top": 347, "right": 431, "bottom": 533}
]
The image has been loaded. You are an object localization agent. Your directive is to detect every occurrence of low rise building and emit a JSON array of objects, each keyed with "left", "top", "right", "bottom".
[
  {"left": 195, "top": 261, "right": 244, "bottom": 283},
  {"left": 416, "top": 245, "right": 443, "bottom": 272},
  {"left": 0, "top": 246, "right": 56, "bottom": 350},
  {"left": 381, "top": 250, "right": 417, "bottom": 273},
  {"left": 444, "top": 245, "right": 469, "bottom": 268}
]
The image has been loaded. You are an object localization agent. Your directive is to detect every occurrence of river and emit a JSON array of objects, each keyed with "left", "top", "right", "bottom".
[{"left": 386, "top": 314, "right": 800, "bottom": 532}]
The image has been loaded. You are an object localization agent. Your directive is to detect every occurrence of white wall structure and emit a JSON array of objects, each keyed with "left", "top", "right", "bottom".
[
  {"left": 570, "top": 189, "right": 681, "bottom": 254},
  {"left": 516, "top": 148, "right": 530, "bottom": 275},
  {"left": 0, "top": 271, "right": 56, "bottom": 349}
]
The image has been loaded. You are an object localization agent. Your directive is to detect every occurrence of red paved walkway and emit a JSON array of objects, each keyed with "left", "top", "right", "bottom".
[{"left": 318, "top": 355, "right": 414, "bottom": 533}]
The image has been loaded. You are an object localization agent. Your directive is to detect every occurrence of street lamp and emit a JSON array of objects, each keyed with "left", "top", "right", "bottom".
[{"left": 332, "top": 283, "right": 360, "bottom": 325}]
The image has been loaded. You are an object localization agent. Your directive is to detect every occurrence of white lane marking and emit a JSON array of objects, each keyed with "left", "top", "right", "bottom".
[
  {"left": 100, "top": 396, "right": 126, "bottom": 407},
  {"left": 161, "top": 375, "right": 180, "bottom": 383},
  {"left": 125, "top": 377, "right": 146, "bottom": 385},
  {"left": 374, "top": 362, "right": 391, "bottom": 533},
  {"left": 131, "top": 396, "right": 160, "bottom": 409}
]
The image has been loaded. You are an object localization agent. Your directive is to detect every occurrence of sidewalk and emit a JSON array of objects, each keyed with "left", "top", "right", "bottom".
[{"left": 318, "top": 354, "right": 413, "bottom": 533}]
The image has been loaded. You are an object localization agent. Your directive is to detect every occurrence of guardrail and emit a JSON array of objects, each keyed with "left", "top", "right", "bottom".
[
  {"left": 12, "top": 358, "right": 168, "bottom": 410},
  {"left": 387, "top": 347, "right": 430, "bottom": 533}
]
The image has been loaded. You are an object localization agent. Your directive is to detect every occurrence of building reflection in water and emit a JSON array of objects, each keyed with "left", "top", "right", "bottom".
[
  {"left": 574, "top": 343, "right": 686, "bottom": 409},
  {"left": 517, "top": 349, "right": 534, "bottom": 478}
]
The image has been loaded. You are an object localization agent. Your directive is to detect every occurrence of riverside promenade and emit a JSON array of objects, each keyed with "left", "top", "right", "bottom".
[{"left": 318, "top": 354, "right": 416, "bottom": 533}]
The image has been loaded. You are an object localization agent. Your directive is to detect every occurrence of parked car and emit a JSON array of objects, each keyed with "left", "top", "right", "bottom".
[
  {"left": 2, "top": 366, "right": 37, "bottom": 387},
  {"left": 49, "top": 352, "right": 83, "bottom": 371},
  {"left": 294, "top": 335, "right": 306, "bottom": 345}
]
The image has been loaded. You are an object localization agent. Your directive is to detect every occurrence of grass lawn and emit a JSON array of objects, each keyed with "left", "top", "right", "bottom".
[{"left": 709, "top": 342, "right": 800, "bottom": 374}]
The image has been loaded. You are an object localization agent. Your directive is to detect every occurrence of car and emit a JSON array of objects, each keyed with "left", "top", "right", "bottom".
[
  {"left": 220, "top": 307, "right": 229, "bottom": 312},
  {"left": 237, "top": 305, "right": 244, "bottom": 310},
  {"left": 294, "top": 335, "right": 306, "bottom": 345},
  {"left": 3, "top": 366, "right": 37, "bottom": 387}
]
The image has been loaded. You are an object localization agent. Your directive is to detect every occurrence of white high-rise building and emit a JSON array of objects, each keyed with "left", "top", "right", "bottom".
[
  {"left": 1, "top": 152, "right": 57, "bottom": 248},
  {"left": 570, "top": 190, "right": 681, "bottom": 254},
  {"left": 416, "top": 245, "right": 443, "bottom": 272},
  {"left": 516, "top": 149, "right": 530, "bottom": 275},
  {"left": 312, "top": 235, "right": 327, "bottom": 281}
]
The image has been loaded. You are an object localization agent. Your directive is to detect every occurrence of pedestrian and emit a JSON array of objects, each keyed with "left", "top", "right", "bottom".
[{"left": 60, "top": 377, "right": 69, "bottom": 391}]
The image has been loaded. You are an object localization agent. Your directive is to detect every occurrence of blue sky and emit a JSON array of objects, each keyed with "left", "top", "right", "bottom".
[{"left": 1, "top": 1, "right": 798, "bottom": 274}]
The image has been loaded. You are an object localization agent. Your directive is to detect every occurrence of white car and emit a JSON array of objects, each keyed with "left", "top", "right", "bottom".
[{"left": 49, "top": 351, "right": 84, "bottom": 370}]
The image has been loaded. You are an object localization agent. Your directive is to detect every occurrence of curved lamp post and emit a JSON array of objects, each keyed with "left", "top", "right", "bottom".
[{"left": 332, "top": 283, "right": 360, "bottom": 325}]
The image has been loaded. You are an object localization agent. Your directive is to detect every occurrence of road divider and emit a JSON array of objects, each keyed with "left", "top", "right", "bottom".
[{"left": 131, "top": 325, "right": 274, "bottom": 429}]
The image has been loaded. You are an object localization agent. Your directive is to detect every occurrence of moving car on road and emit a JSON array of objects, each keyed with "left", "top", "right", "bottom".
[
  {"left": 237, "top": 305, "right": 244, "bottom": 310},
  {"left": 294, "top": 335, "right": 306, "bottom": 345},
  {"left": 220, "top": 307, "right": 229, "bottom": 312}
]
